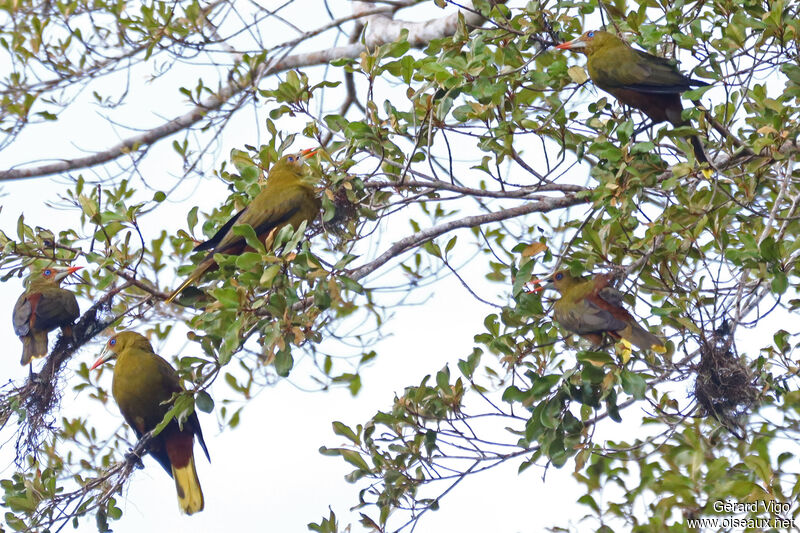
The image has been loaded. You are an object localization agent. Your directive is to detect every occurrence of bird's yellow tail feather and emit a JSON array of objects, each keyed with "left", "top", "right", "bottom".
[
  {"left": 171, "top": 454, "right": 204, "bottom": 515},
  {"left": 165, "top": 260, "right": 213, "bottom": 304}
]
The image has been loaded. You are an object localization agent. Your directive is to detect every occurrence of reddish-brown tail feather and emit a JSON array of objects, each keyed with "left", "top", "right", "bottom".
[{"left": 166, "top": 431, "right": 204, "bottom": 514}]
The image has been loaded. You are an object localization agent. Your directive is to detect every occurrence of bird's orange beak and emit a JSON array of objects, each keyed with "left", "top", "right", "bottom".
[
  {"left": 555, "top": 39, "right": 585, "bottom": 50},
  {"left": 526, "top": 276, "right": 557, "bottom": 293},
  {"left": 54, "top": 265, "right": 83, "bottom": 282},
  {"left": 301, "top": 148, "right": 318, "bottom": 158},
  {"left": 90, "top": 343, "right": 113, "bottom": 370},
  {"left": 526, "top": 278, "right": 546, "bottom": 294}
]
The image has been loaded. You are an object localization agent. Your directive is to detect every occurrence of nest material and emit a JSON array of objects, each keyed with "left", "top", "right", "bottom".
[
  {"left": 693, "top": 337, "right": 759, "bottom": 439},
  {"left": 323, "top": 187, "right": 359, "bottom": 239},
  {"left": 0, "top": 297, "right": 116, "bottom": 464}
]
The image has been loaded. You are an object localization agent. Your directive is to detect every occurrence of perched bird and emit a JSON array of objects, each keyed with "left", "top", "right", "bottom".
[
  {"left": 166, "top": 149, "right": 321, "bottom": 303},
  {"left": 541, "top": 270, "right": 665, "bottom": 352},
  {"left": 13, "top": 266, "right": 82, "bottom": 365},
  {"left": 556, "top": 30, "right": 710, "bottom": 165},
  {"left": 91, "top": 331, "right": 210, "bottom": 515}
]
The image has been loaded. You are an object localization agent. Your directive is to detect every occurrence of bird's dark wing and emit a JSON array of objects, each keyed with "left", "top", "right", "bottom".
[
  {"left": 597, "top": 286, "right": 624, "bottom": 307},
  {"left": 154, "top": 354, "right": 210, "bottom": 462},
  {"left": 194, "top": 208, "right": 246, "bottom": 252},
  {"left": 32, "top": 290, "right": 79, "bottom": 330},
  {"left": 13, "top": 293, "right": 32, "bottom": 336},
  {"left": 250, "top": 205, "right": 299, "bottom": 238},
  {"left": 189, "top": 411, "right": 211, "bottom": 462}
]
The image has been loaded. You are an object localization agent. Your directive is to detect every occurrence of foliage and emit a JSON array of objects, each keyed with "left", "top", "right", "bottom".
[{"left": 0, "top": 0, "right": 799, "bottom": 531}]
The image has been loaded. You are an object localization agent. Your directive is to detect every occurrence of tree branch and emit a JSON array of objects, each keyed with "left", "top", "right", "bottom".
[
  {"left": 364, "top": 178, "right": 588, "bottom": 198},
  {"left": 0, "top": 2, "right": 497, "bottom": 182},
  {"left": 347, "top": 194, "right": 588, "bottom": 280}
]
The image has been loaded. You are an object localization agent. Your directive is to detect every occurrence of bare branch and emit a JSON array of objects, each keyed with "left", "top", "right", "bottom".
[
  {"left": 348, "top": 194, "right": 588, "bottom": 280},
  {"left": 0, "top": 2, "right": 498, "bottom": 183}
]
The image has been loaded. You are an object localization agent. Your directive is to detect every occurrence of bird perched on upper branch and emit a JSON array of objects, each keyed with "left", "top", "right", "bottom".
[
  {"left": 166, "top": 149, "right": 321, "bottom": 303},
  {"left": 91, "top": 331, "right": 210, "bottom": 515},
  {"left": 540, "top": 270, "right": 665, "bottom": 353},
  {"left": 13, "top": 265, "right": 82, "bottom": 365},
  {"left": 556, "top": 30, "right": 711, "bottom": 167}
]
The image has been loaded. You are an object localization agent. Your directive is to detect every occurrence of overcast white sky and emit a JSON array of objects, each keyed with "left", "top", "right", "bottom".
[{"left": 0, "top": 1, "right": 772, "bottom": 531}]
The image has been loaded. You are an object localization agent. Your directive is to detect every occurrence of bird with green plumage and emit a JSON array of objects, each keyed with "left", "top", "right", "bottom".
[
  {"left": 556, "top": 30, "right": 711, "bottom": 166},
  {"left": 91, "top": 331, "right": 210, "bottom": 515},
  {"left": 166, "top": 149, "right": 321, "bottom": 303},
  {"left": 13, "top": 265, "right": 82, "bottom": 365}
]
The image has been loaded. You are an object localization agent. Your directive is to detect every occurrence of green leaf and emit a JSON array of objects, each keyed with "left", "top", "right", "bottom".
[
  {"left": 218, "top": 318, "right": 242, "bottom": 365},
  {"left": 281, "top": 220, "right": 308, "bottom": 253},
  {"left": 232, "top": 224, "right": 267, "bottom": 253},
  {"left": 759, "top": 236, "right": 780, "bottom": 262},
  {"left": 424, "top": 430, "right": 437, "bottom": 456},
  {"left": 332, "top": 421, "right": 360, "bottom": 444},
  {"left": 620, "top": 370, "right": 646, "bottom": 399},
  {"left": 275, "top": 347, "right": 294, "bottom": 377},
  {"left": 577, "top": 351, "right": 614, "bottom": 366},
  {"left": 435, "top": 366, "right": 450, "bottom": 391},
  {"left": 502, "top": 385, "right": 527, "bottom": 403},
  {"left": 235, "top": 252, "right": 263, "bottom": 270},
  {"left": 340, "top": 449, "right": 370, "bottom": 472},
  {"left": 260, "top": 263, "right": 282, "bottom": 287},
  {"left": 771, "top": 271, "right": 788, "bottom": 294},
  {"left": 339, "top": 276, "right": 364, "bottom": 294},
  {"left": 457, "top": 348, "right": 482, "bottom": 379},
  {"left": 512, "top": 259, "right": 536, "bottom": 297},
  {"left": 530, "top": 374, "right": 561, "bottom": 398},
  {"left": 152, "top": 393, "right": 194, "bottom": 436},
  {"left": 195, "top": 391, "right": 214, "bottom": 413}
]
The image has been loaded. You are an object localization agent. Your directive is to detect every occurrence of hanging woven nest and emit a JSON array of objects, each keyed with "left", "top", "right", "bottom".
[{"left": 692, "top": 331, "right": 760, "bottom": 440}]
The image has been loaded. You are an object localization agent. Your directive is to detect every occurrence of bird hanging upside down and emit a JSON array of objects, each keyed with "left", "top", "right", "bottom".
[
  {"left": 13, "top": 265, "right": 82, "bottom": 365},
  {"left": 538, "top": 270, "right": 665, "bottom": 353},
  {"left": 556, "top": 30, "right": 711, "bottom": 167},
  {"left": 166, "top": 149, "right": 321, "bottom": 303}
]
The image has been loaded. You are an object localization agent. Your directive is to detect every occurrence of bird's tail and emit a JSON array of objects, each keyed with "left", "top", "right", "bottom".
[
  {"left": 689, "top": 134, "right": 708, "bottom": 165},
  {"left": 670, "top": 109, "right": 711, "bottom": 171},
  {"left": 621, "top": 322, "right": 665, "bottom": 353},
  {"left": 171, "top": 453, "right": 204, "bottom": 515},
  {"left": 20, "top": 331, "right": 48, "bottom": 365},
  {"left": 165, "top": 258, "right": 214, "bottom": 304}
]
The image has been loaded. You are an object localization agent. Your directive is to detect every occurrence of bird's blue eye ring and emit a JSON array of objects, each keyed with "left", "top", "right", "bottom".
[
  {"left": 287, "top": 156, "right": 295, "bottom": 162},
  {"left": 587, "top": 31, "right": 595, "bottom": 38},
  {"left": 44, "top": 269, "right": 52, "bottom": 276},
  {"left": 555, "top": 273, "right": 563, "bottom": 280},
  {"left": 110, "top": 338, "right": 116, "bottom": 346}
]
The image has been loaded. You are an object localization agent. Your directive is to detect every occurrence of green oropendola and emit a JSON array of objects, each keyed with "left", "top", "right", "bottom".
[
  {"left": 91, "top": 331, "right": 210, "bottom": 515},
  {"left": 13, "top": 266, "right": 81, "bottom": 365},
  {"left": 556, "top": 30, "right": 710, "bottom": 165},
  {"left": 166, "top": 149, "right": 321, "bottom": 303},
  {"left": 542, "top": 270, "right": 665, "bottom": 352}
]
